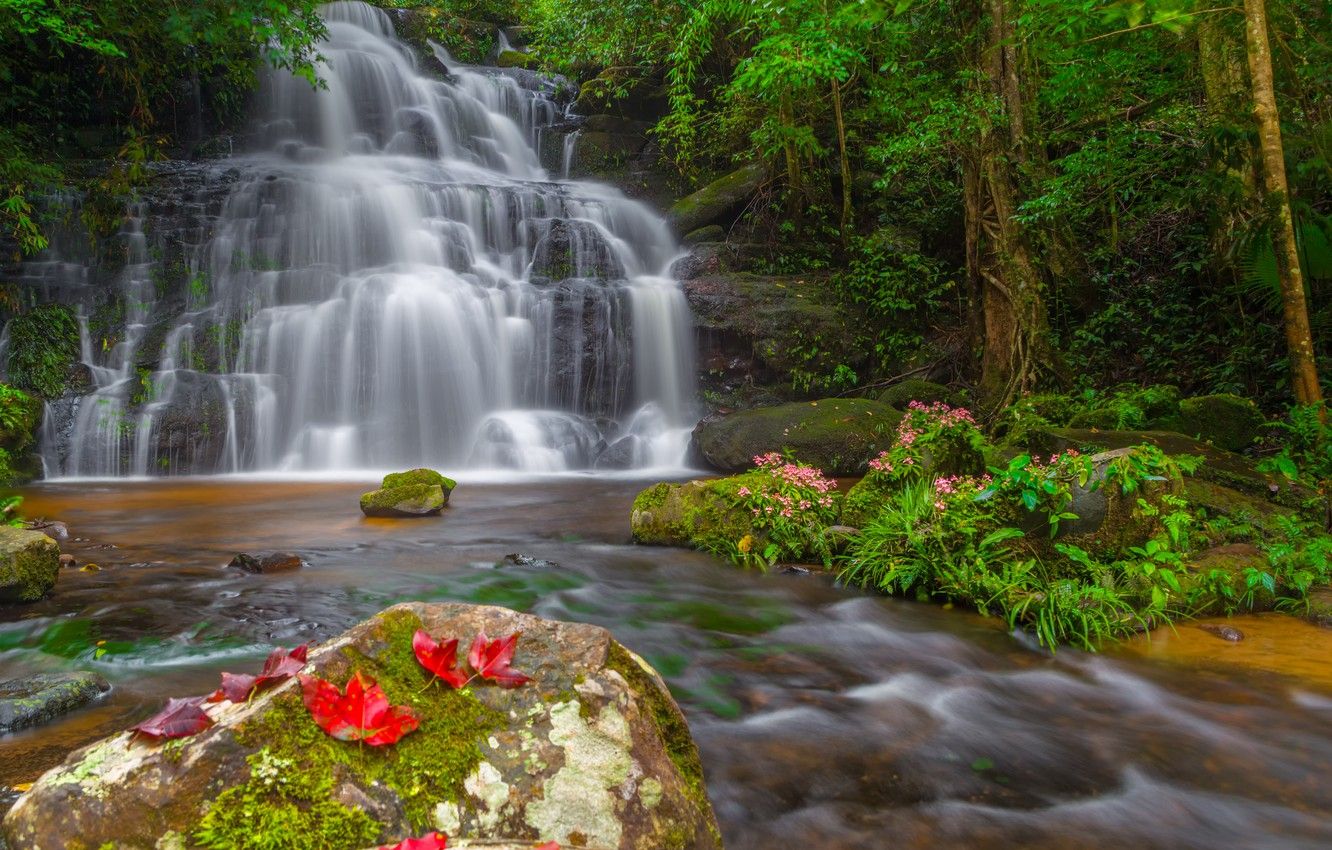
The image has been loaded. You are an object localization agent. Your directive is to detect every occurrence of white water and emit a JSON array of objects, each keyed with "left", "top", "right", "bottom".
[{"left": 38, "top": 1, "right": 696, "bottom": 477}]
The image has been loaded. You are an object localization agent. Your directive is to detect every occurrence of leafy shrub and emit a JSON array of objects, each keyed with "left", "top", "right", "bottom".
[{"left": 705, "top": 453, "right": 841, "bottom": 568}]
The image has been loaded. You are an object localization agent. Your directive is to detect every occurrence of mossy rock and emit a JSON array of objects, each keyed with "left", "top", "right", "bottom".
[
  {"left": 667, "top": 161, "right": 767, "bottom": 235},
  {"left": 2, "top": 603, "right": 722, "bottom": 850},
  {"left": 0, "top": 671, "right": 110, "bottom": 733},
  {"left": 630, "top": 479, "right": 756, "bottom": 548},
  {"left": 876, "top": 379, "right": 959, "bottom": 409},
  {"left": 1017, "top": 427, "right": 1315, "bottom": 511},
  {"left": 0, "top": 525, "right": 61, "bottom": 604},
  {"left": 1057, "top": 447, "right": 1185, "bottom": 554},
  {"left": 360, "top": 484, "right": 448, "bottom": 518},
  {"left": 0, "top": 386, "right": 42, "bottom": 454},
  {"left": 495, "top": 49, "right": 536, "bottom": 69},
  {"left": 840, "top": 476, "right": 896, "bottom": 530},
  {"left": 693, "top": 398, "right": 903, "bottom": 476},
  {"left": 1180, "top": 543, "right": 1276, "bottom": 614},
  {"left": 381, "top": 468, "right": 457, "bottom": 492},
  {"left": 1176, "top": 394, "right": 1265, "bottom": 452}
]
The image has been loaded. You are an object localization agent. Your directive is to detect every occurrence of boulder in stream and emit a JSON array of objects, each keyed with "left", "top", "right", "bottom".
[
  {"left": 693, "top": 398, "right": 902, "bottom": 476},
  {"left": 227, "top": 552, "right": 307, "bottom": 574},
  {"left": 361, "top": 469, "right": 457, "bottom": 518},
  {"left": 0, "top": 526, "right": 61, "bottom": 604},
  {"left": 2, "top": 602, "right": 722, "bottom": 850},
  {"left": 0, "top": 672, "right": 110, "bottom": 734}
]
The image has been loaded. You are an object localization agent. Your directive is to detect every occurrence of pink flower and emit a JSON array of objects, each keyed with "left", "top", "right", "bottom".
[{"left": 737, "top": 486, "right": 751, "bottom": 497}]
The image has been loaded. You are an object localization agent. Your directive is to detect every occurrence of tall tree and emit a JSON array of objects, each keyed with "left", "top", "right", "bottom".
[{"left": 1242, "top": 0, "right": 1324, "bottom": 405}]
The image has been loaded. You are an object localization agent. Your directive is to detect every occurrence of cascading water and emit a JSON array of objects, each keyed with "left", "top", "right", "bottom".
[{"left": 36, "top": 1, "right": 697, "bottom": 477}]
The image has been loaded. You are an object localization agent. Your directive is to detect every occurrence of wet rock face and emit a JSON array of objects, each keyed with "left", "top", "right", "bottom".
[
  {"left": 0, "top": 526, "right": 61, "bottom": 604},
  {"left": 2, "top": 602, "right": 722, "bottom": 850},
  {"left": 0, "top": 672, "right": 110, "bottom": 733},
  {"left": 693, "top": 398, "right": 902, "bottom": 477},
  {"left": 227, "top": 552, "right": 306, "bottom": 574}
]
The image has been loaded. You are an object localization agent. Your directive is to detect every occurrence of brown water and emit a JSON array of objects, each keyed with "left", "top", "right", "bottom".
[{"left": 3, "top": 478, "right": 1332, "bottom": 849}]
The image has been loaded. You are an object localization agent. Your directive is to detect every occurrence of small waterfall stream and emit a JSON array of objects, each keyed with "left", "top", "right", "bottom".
[{"left": 36, "top": 0, "right": 696, "bottom": 477}]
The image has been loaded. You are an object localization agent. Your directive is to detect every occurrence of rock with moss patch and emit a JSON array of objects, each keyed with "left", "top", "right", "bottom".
[
  {"left": 667, "top": 162, "right": 767, "bottom": 235},
  {"left": 0, "top": 526, "right": 61, "bottom": 604},
  {"left": 693, "top": 398, "right": 902, "bottom": 476},
  {"left": 1, "top": 602, "right": 722, "bottom": 850},
  {"left": 877, "top": 379, "right": 958, "bottom": 410},
  {"left": 630, "top": 479, "right": 756, "bottom": 548},
  {"left": 0, "top": 672, "right": 110, "bottom": 733},
  {"left": 1176, "top": 394, "right": 1265, "bottom": 452},
  {"left": 361, "top": 470, "right": 456, "bottom": 518},
  {"left": 495, "top": 49, "right": 536, "bottom": 69}
]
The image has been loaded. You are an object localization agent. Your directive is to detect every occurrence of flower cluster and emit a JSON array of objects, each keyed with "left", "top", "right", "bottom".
[
  {"left": 868, "top": 401, "right": 982, "bottom": 482},
  {"left": 724, "top": 453, "right": 842, "bottom": 564}
]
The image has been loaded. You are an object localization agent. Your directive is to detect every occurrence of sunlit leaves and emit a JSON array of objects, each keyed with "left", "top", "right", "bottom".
[
  {"left": 299, "top": 671, "right": 420, "bottom": 746},
  {"left": 131, "top": 696, "right": 214, "bottom": 741}
]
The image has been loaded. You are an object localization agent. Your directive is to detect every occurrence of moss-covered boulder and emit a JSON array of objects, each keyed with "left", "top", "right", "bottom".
[
  {"left": 0, "top": 671, "right": 110, "bottom": 733},
  {"left": 360, "top": 484, "right": 448, "bottom": 518},
  {"left": 630, "top": 479, "right": 755, "bottom": 548},
  {"left": 877, "top": 379, "right": 959, "bottom": 410},
  {"left": 693, "top": 399, "right": 902, "bottom": 476},
  {"left": 1057, "top": 447, "right": 1185, "bottom": 553},
  {"left": 361, "top": 470, "right": 457, "bottom": 518},
  {"left": 2, "top": 603, "right": 722, "bottom": 850},
  {"left": 495, "top": 49, "right": 536, "bottom": 69},
  {"left": 1176, "top": 394, "right": 1265, "bottom": 452},
  {"left": 0, "top": 526, "right": 61, "bottom": 603},
  {"left": 667, "top": 162, "right": 767, "bottom": 236},
  {"left": 382, "top": 468, "right": 458, "bottom": 492},
  {"left": 1181, "top": 544, "right": 1276, "bottom": 614}
]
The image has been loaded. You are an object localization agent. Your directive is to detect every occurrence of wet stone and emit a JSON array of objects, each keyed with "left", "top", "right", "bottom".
[
  {"left": 227, "top": 552, "right": 307, "bottom": 574},
  {"left": 0, "top": 672, "right": 110, "bottom": 734},
  {"left": 1198, "top": 624, "right": 1246, "bottom": 642}
]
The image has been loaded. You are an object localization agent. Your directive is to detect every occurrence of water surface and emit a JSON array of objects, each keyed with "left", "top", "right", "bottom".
[{"left": 3, "top": 478, "right": 1332, "bottom": 850}]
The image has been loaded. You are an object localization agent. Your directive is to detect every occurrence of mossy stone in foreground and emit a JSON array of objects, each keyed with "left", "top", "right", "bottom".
[
  {"left": 694, "top": 398, "right": 903, "bottom": 476},
  {"left": 2, "top": 603, "right": 722, "bottom": 850},
  {"left": 1177, "top": 394, "right": 1265, "bottom": 452},
  {"left": 0, "top": 525, "right": 61, "bottom": 603},
  {"left": 381, "top": 468, "right": 457, "bottom": 493},
  {"left": 360, "top": 483, "right": 447, "bottom": 518}
]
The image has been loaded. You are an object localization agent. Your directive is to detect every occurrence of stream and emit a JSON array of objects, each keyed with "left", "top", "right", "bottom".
[{"left": 3, "top": 477, "right": 1332, "bottom": 849}]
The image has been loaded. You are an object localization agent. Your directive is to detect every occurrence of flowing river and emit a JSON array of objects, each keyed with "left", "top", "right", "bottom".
[{"left": 3, "top": 478, "right": 1332, "bottom": 850}]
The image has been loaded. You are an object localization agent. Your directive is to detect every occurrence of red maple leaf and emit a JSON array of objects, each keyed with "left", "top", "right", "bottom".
[
  {"left": 467, "top": 632, "right": 530, "bottom": 688},
  {"left": 299, "top": 670, "right": 420, "bottom": 746},
  {"left": 210, "top": 644, "right": 309, "bottom": 703},
  {"left": 534, "top": 843, "right": 560, "bottom": 850},
  {"left": 379, "top": 833, "right": 448, "bottom": 850},
  {"left": 412, "top": 630, "right": 469, "bottom": 688},
  {"left": 131, "top": 696, "right": 214, "bottom": 740}
]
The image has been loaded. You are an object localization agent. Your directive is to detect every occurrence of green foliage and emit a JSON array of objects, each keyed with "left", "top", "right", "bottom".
[
  {"left": 5, "top": 303, "right": 80, "bottom": 398},
  {"left": 707, "top": 454, "right": 841, "bottom": 567}
]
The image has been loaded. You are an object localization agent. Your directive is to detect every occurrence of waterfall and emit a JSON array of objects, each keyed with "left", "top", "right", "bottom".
[{"left": 36, "top": 1, "right": 697, "bottom": 477}]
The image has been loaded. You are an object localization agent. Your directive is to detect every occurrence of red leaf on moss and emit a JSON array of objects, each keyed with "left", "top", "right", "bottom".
[
  {"left": 299, "top": 670, "right": 419, "bottom": 746},
  {"left": 412, "top": 629, "right": 469, "bottom": 688},
  {"left": 131, "top": 696, "right": 213, "bottom": 740},
  {"left": 379, "top": 833, "right": 448, "bottom": 850},
  {"left": 534, "top": 843, "right": 560, "bottom": 850},
  {"left": 210, "top": 644, "right": 310, "bottom": 703},
  {"left": 467, "top": 632, "right": 530, "bottom": 688}
]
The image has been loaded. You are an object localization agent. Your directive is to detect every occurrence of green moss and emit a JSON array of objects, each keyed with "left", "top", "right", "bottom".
[
  {"left": 605, "top": 643, "right": 720, "bottom": 850},
  {"left": 6, "top": 304, "right": 80, "bottom": 398},
  {"left": 194, "top": 749, "right": 381, "bottom": 850},
  {"left": 632, "top": 482, "right": 672, "bottom": 513},
  {"left": 495, "top": 49, "right": 536, "bottom": 69},
  {"left": 1177, "top": 393, "right": 1264, "bottom": 452},
  {"left": 695, "top": 398, "right": 903, "bottom": 476},
  {"left": 382, "top": 468, "right": 456, "bottom": 492},
  {"left": 877, "top": 378, "right": 958, "bottom": 409},
  {"left": 229, "top": 610, "right": 505, "bottom": 835},
  {"left": 841, "top": 475, "right": 896, "bottom": 529}
]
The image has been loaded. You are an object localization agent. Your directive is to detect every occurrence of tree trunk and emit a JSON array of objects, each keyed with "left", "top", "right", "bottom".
[
  {"left": 1242, "top": 0, "right": 1323, "bottom": 406},
  {"left": 1199, "top": 12, "right": 1259, "bottom": 270},
  {"left": 832, "top": 77, "right": 853, "bottom": 246},
  {"left": 971, "top": 0, "right": 1056, "bottom": 411}
]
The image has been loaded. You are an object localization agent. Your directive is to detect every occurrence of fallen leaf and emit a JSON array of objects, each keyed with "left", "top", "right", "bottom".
[
  {"left": 534, "top": 843, "right": 559, "bottom": 850},
  {"left": 11, "top": 782, "right": 33, "bottom": 793},
  {"left": 467, "top": 632, "right": 530, "bottom": 688},
  {"left": 131, "top": 696, "right": 213, "bottom": 741},
  {"left": 299, "top": 670, "right": 419, "bottom": 746},
  {"left": 412, "top": 630, "right": 468, "bottom": 688},
  {"left": 380, "top": 832, "right": 448, "bottom": 850},
  {"left": 209, "top": 644, "right": 309, "bottom": 703}
]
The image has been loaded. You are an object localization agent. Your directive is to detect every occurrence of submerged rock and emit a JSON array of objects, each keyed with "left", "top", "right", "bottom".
[
  {"left": 0, "top": 672, "right": 110, "bottom": 734},
  {"left": 227, "top": 552, "right": 307, "bottom": 574},
  {"left": 0, "top": 526, "right": 61, "bottom": 604},
  {"left": 361, "top": 469, "right": 457, "bottom": 518},
  {"left": 1198, "top": 623, "right": 1246, "bottom": 642},
  {"left": 1, "top": 602, "right": 721, "bottom": 850},
  {"left": 693, "top": 398, "right": 902, "bottom": 476}
]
